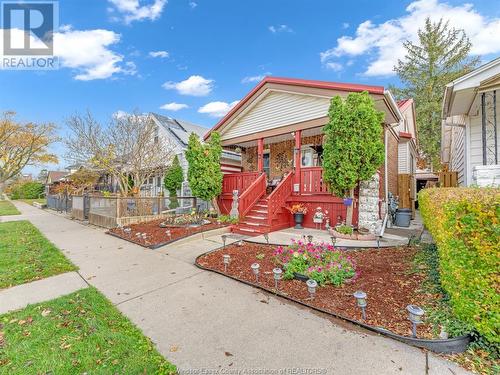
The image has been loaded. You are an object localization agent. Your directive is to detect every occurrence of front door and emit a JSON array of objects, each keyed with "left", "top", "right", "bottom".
[{"left": 263, "top": 153, "right": 270, "bottom": 178}]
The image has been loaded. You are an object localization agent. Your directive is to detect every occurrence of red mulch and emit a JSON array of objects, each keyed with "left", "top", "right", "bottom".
[
  {"left": 108, "top": 218, "right": 228, "bottom": 247},
  {"left": 197, "top": 242, "right": 437, "bottom": 338}
]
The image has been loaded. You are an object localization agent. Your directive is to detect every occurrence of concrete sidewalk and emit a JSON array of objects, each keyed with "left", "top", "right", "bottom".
[{"left": 9, "top": 201, "right": 470, "bottom": 374}]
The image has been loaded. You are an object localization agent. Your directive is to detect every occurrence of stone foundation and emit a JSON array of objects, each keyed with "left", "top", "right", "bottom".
[{"left": 358, "top": 172, "right": 382, "bottom": 234}]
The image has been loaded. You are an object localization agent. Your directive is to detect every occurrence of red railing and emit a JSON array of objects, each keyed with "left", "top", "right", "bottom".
[
  {"left": 239, "top": 173, "right": 267, "bottom": 219},
  {"left": 222, "top": 172, "right": 260, "bottom": 194},
  {"left": 300, "top": 167, "right": 329, "bottom": 194},
  {"left": 267, "top": 172, "right": 293, "bottom": 226}
]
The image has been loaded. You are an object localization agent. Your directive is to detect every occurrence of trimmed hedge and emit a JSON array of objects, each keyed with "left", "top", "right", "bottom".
[
  {"left": 10, "top": 181, "right": 44, "bottom": 200},
  {"left": 419, "top": 188, "right": 499, "bottom": 343}
]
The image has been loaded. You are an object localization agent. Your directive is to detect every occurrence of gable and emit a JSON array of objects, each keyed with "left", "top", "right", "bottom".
[{"left": 220, "top": 91, "right": 331, "bottom": 141}]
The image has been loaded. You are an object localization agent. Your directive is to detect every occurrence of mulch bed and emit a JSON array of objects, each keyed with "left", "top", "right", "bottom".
[
  {"left": 197, "top": 242, "right": 437, "bottom": 338},
  {"left": 108, "top": 218, "right": 228, "bottom": 248}
]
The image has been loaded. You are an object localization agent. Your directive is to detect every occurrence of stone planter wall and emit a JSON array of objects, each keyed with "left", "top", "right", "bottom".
[{"left": 358, "top": 173, "right": 382, "bottom": 234}]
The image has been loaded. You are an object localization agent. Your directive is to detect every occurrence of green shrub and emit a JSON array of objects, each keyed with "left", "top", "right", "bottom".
[
  {"left": 9, "top": 181, "right": 44, "bottom": 199},
  {"left": 419, "top": 188, "right": 499, "bottom": 344}
]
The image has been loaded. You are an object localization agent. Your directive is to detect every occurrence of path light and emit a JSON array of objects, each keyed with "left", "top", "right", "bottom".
[
  {"left": 353, "top": 291, "right": 367, "bottom": 320},
  {"left": 223, "top": 254, "right": 231, "bottom": 272},
  {"left": 306, "top": 279, "right": 317, "bottom": 300},
  {"left": 407, "top": 305, "right": 425, "bottom": 338},
  {"left": 377, "top": 235, "right": 381, "bottom": 249},
  {"left": 124, "top": 227, "right": 131, "bottom": 234},
  {"left": 221, "top": 234, "right": 227, "bottom": 249},
  {"left": 307, "top": 235, "right": 313, "bottom": 244},
  {"left": 251, "top": 263, "right": 260, "bottom": 283},
  {"left": 330, "top": 236, "right": 336, "bottom": 246},
  {"left": 263, "top": 233, "right": 269, "bottom": 245},
  {"left": 273, "top": 268, "right": 282, "bottom": 290},
  {"left": 237, "top": 240, "right": 243, "bottom": 246}
]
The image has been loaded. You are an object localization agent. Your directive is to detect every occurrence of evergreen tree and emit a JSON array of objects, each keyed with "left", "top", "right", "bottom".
[
  {"left": 185, "top": 132, "right": 223, "bottom": 212},
  {"left": 163, "top": 155, "right": 183, "bottom": 209},
  {"left": 322, "top": 91, "right": 385, "bottom": 225},
  {"left": 393, "top": 18, "right": 479, "bottom": 168}
]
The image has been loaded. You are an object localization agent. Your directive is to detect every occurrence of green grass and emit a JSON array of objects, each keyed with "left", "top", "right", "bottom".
[
  {"left": 0, "top": 201, "right": 20, "bottom": 216},
  {"left": 0, "top": 287, "right": 176, "bottom": 374},
  {"left": 20, "top": 198, "right": 46, "bottom": 206},
  {"left": 0, "top": 221, "right": 77, "bottom": 289}
]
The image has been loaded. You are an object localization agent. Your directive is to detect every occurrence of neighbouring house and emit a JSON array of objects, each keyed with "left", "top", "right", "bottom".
[
  {"left": 442, "top": 57, "right": 500, "bottom": 186},
  {"left": 44, "top": 170, "right": 68, "bottom": 194},
  {"left": 204, "top": 77, "right": 405, "bottom": 235}
]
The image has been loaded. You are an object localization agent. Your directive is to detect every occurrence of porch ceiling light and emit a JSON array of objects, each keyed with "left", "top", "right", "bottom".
[
  {"left": 223, "top": 254, "right": 231, "bottom": 272},
  {"left": 273, "top": 268, "right": 282, "bottom": 290},
  {"left": 251, "top": 263, "right": 260, "bottom": 283},
  {"left": 353, "top": 291, "right": 367, "bottom": 320},
  {"left": 306, "top": 279, "right": 317, "bottom": 300},
  {"left": 407, "top": 305, "right": 425, "bottom": 338}
]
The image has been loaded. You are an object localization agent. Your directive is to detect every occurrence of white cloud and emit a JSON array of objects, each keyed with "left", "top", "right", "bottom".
[
  {"left": 241, "top": 72, "right": 271, "bottom": 83},
  {"left": 160, "top": 102, "right": 189, "bottom": 111},
  {"left": 163, "top": 75, "right": 214, "bottom": 96},
  {"left": 189, "top": 1, "right": 197, "bottom": 9},
  {"left": 149, "top": 50, "right": 169, "bottom": 58},
  {"left": 198, "top": 101, "right": 239, "bottom": 118},
  {"left": 108, "top": 0, "right": 167, "bottom": 23},
  {"left": 325, "top": 62, "right": 342, "bottom": 72},
  {"left": 320, "top": 0, "right": 500, "bottom": 77},
  {"left": 269, "top": 24, "right": 293, "bottom": 33}
]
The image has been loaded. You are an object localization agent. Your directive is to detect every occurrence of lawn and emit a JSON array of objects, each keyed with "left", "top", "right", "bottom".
[
  {"left": 0, "top": 201, "right": 20, "bottom": 216},
  {"left": 0, "top": 221, "right": 76, "bottom": 289},
  {"left": 0, "top": 287, "right": 176, "bottom": 374},
  {"left": 20, "top": 198, "right": 47, "bottom": 206}
]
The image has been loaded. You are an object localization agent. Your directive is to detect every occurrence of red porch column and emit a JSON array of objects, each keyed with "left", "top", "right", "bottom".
[
  {"left": 257, "top": 138, "right": 264, "bottom": 173},
  {"left": 294, "top": 130, "right": 302, "bottom": 187}
]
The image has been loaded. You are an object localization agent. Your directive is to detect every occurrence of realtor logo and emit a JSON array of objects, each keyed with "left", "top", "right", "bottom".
[{"left": 1, "top": 0, "right": 58, "bottom": 69}]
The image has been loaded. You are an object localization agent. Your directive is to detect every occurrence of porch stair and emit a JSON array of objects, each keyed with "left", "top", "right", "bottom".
[{"left": 232, "top": 198, "right": 271, "bottom": 235}]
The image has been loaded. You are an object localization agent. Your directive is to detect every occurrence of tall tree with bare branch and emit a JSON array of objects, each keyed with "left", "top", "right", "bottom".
[
  {"left": 65, "top": 112, "right": 176, "bottom": 196},
  {"left": 0, "top": 111, "right": 58, "bottom": 185}
]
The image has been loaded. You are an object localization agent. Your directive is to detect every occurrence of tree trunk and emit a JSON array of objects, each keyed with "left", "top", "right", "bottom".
[
  {"left": 211, "top": 197, "right": 221, "bottom": 215},
  {"left": 346, "top": 187, "right": 354, "bottom": 226}
]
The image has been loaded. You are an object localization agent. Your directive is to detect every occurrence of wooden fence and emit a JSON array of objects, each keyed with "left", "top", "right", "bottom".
[
  {"left": 398, "top": 174, "right": 416, "bottom": 217},
  {"left": 438, "top": 171, "right": 458, "bottom": 187}
]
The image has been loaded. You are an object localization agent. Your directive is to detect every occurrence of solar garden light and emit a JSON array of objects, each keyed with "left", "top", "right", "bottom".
[
  {"left": 306, "top": 279, "right": 318, "bottom": 300},
  {"left": 238, "top": 240, "right": 243, "bottom": 246},
  {"left": 406, "top": 305, "right": 425, "bottom": 338},
  {"left": 377, "top": 235, "right": 382, "bottom": 249},
  {"left": 330, "top": 236, "right": 336, "bottom": 246},
  {"left": 223, "top": 254, "right": 231, "bottom": 272},
  {"left": 353, "top": 291, "right": 367, "bottom": 320},
  {"left": 273, "top": 268, "right": 282, "bottom": 290},
  {"left": 165, "top": 230, "right": 171, "bottom": 237},
  {"left": 263, "top": 233, "right": 269, "bottom": 245},
  {"left": 251, "top": 263, "right": 260, "bottom": 283},
  {"left": 221, "top": 234, "right": 227, "bottom": 249},
  {"left": 307, "top": 235, "right": 313, "bottom": 244},
  {"left": 124, "top": 227, "right": 131, "bottom": 234}
]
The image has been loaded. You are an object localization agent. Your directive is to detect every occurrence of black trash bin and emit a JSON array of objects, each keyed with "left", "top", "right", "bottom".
[{"left": 395, "top": 208, "right": 412, "bottom": 227}]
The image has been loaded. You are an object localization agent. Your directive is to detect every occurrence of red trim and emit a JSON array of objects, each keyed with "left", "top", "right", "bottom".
[
  {"left": 204, "top": 76, "right": 385, "bottom": 140},
  {"left": 397, "top": 98, "right": 413, "bottom": 111},
  {"left": 399, "top": 131, "right": 412, "bottom": 139}
]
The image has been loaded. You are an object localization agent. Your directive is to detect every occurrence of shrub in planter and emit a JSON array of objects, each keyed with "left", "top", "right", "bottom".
[
  {"left": 273, "top": 239, "right": 357, "bottom": 286},
  {"left": 335, "top": 224, "right": 353, "bottom": 235},
  {"left": 419, "top": 187, "right": 499, "bottom": 344}
]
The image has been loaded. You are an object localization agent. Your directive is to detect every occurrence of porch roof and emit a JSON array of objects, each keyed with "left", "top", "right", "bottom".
[{"left": 204, "top": 77, "right": 402, "bottom": 145}]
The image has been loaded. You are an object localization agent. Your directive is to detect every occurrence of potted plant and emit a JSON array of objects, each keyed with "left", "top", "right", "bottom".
[{"left": 286, "top": 204, "right": 308, "bottom": 229}]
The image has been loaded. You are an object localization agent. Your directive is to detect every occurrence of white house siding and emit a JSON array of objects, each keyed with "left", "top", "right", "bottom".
[
  {"left": 398, "top": 142, "right": 409, "bottom": 174},
  {"left": 449, "top": 125, "right": 466, "bottom": 186},
  {"left": 469, "top": 114, "right": 484, "bottom": 173},
  {"left": 221, "top": 91, "right": 330, "bottom": 140}
]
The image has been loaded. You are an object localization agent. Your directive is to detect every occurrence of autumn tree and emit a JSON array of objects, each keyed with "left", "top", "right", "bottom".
[
  {"left": 393, "top": 18, "right": 479, "bottom": 168},
  {"left": 322, "top": 92, "right": 385, "bottom": 226},
  {"left": 163, "top": 155, "right": 183, "bottom": 209},
  {"left": 65, "top": 112, "right": 175, "bottom": 196},
  {"left": 185, "top": 132, "right": 223, "bottom": 213},
  {"left": 0, "top": 111, "right": 58, "bottom": 186},
  {"left": 67, "top": 168, "right": 100, "bottom": 194}
]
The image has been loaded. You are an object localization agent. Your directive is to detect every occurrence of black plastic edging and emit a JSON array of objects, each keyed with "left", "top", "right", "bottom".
[{"left": 194, "top": 245, "right": 471, "bottom": 354}]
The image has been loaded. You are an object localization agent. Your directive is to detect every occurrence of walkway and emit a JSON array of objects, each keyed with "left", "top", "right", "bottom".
[{"left": 7, "top": 202, "right": 470, "bottom": 374}]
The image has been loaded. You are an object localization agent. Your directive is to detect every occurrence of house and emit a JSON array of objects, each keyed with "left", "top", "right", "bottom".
[
  {"left": 204, "top": 77, "right": 404, "bottom": 235},
  {"left": 44, "top": 170, "right": 68, "bottom": 194},
  {"left": 442, "top": 57, "right": 500, "bottom": 186},
  {"left": 145, "top": 113, "right": 242, "bottom": 199}
]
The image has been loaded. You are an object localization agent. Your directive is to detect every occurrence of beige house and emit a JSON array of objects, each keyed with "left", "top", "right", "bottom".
[{"left": 442, "top": 58, "right": 500, "bottom": 186}]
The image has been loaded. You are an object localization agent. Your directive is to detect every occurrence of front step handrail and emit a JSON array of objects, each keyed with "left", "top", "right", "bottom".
[
  {"left": 239, "top": 173, "right": 266, "bottom": 219},
  {"left": 267, "top": 172, "right": 293, "bottom": 227}
]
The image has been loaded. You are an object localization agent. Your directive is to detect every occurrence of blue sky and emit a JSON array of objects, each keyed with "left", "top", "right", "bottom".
[{"left": 1, "top": 0, "right": 499, "bottom": 175}]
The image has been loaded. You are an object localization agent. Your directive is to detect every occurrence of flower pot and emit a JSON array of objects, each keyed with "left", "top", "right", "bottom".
[
  {"left": 343, "top": 197, "right": 353, "bottom": 206},
  {"left": 293, "top": 212, "right": 305, "bottom": 229}
]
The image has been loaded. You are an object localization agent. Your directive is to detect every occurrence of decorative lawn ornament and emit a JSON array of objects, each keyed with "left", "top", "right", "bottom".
[
  {"left": 307, "top": 235, "right": 313, "bottom": 244},
  {"left": 273, "top": 268, "right": 282, "bottom": 290},
  {"left": 221, "top": 234, "right": 227, "bottom": 249},
  {"left": 313, "top": 207, "right": 325, "bottom": 230},
  {"left": 251, "top": 263, "right": 260, "bottom": 283},
  {"left": 353, "top": 291, "right": 367, "bottom": 320},
  {"left": 124, "top": 227, "right": 131, "bottom": 234},
  {"left": 306, "top": 279, "right": 317, "bottom": 300},
  {"left": 223, "top": 254, "right": 230, "bottom": 272},
  {"left": 407, "top": 305, "right": 425, "bottom": 338}
]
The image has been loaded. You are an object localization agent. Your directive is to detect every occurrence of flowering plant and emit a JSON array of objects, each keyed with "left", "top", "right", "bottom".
[
  {"left": 273, "top": 239, "right": 357, "bottom": 286},
  {"left": 286, "top": 204, "right": 308, "bottom": 214}
]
